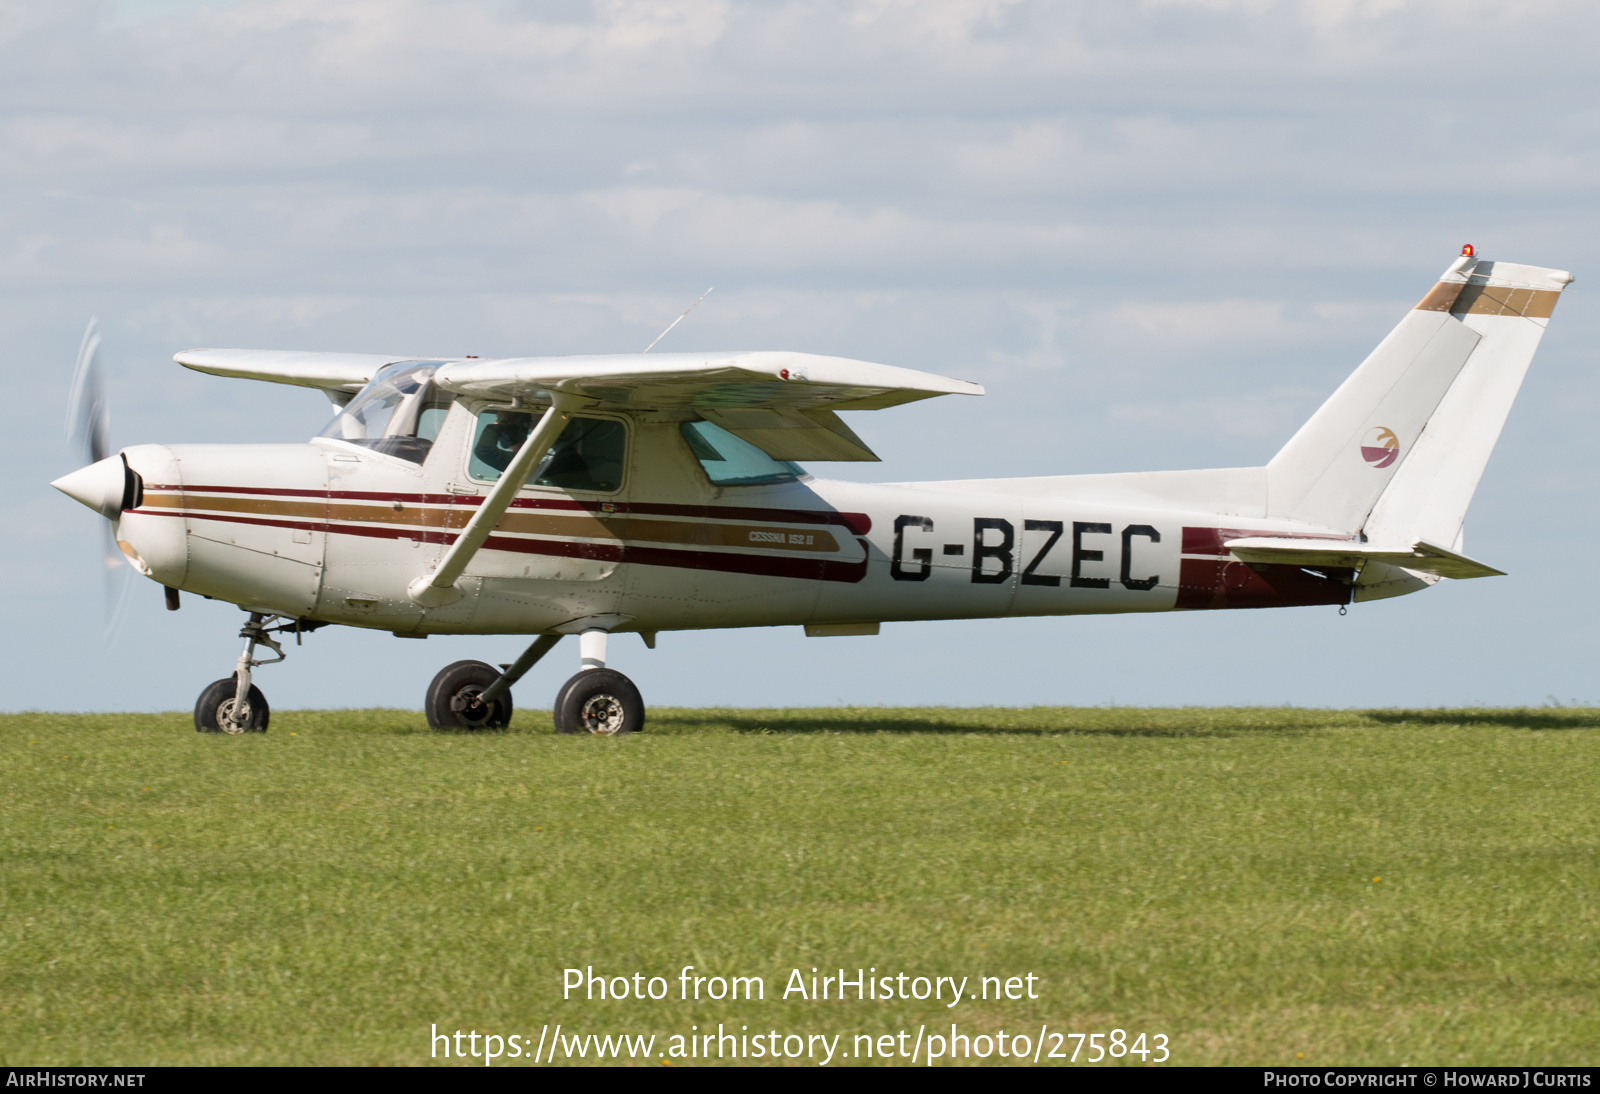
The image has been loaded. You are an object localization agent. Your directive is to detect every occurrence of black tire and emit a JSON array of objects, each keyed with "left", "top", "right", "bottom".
[
  {"left": 553, "top": 669, "right": 644, "bottom": 736},
  {"left": 425, "top": 660, "right": 513, "bottom": 731},
  {"left": 195, "top": 677, "right": 270, "bottom": 733}
]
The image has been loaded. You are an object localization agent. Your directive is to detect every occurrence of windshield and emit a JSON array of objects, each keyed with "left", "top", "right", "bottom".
[
  {"left": 320, "top": 361, "right": 452, "bottom": 464},
  {"left": 681, "top": 420, "right": 805, "bottom": 486}
]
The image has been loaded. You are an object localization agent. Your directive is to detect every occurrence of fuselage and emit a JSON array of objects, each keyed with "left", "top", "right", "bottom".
[{"left": 110, "top": 398, "right": 1377, "bottom": 639}]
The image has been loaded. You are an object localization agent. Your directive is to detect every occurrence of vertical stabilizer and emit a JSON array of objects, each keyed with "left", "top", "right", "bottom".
[
  {"left": 1362, "top": 257, "right": 1572, "bottom": 549},
  {"left": 1266, "top": 250, "right": 1569, "bottom": 534}
]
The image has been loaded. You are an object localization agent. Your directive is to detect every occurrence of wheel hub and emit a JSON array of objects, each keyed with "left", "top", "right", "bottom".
[
  {"left": 216, "top": 698, "right": 249, "bottom": 734},
  {"left": 450, "top": 686, "right": 496, "bottom": 726},
  {"left": 579, "top": 693, "right": 627, "bottom": 735}
]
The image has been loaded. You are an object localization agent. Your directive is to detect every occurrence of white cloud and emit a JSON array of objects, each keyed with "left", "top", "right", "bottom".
[
  {"left": 579, "top": 186, "right": 1097, "bottom": 269},
  {"left": 1107, "top": 387, "right": 1324, "bottom": 440},
  {"left": 1095, "top": 298, "right": 1301, "bottom": 348},
  {"left": 1311, "top": 298, "right": 1410, "bottom": 324},
  {"left": 0, "top": 116, "right": 386, "bottom": 177}
]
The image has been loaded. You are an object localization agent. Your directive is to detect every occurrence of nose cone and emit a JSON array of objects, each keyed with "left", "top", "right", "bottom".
[{"left": 52, "top": 455, "right": 128, "bottom": 519}]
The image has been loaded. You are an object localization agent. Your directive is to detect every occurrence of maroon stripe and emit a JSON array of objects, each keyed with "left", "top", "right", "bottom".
[
  {"left": 1175, "top": 557, "right": 1353, "bottom": 611},
  {"left": 481, "top": 534, "right": 624, "bottom": 564},
  {"left": 152, "top": 484, "right": 462, "bottom": 504},
  {"left": 152, "top": 509, "right": 870, "bottom": 583},
  {"left": 476, "top": 533, "right": 871, "bottom": 582},
  {"left": 618, "top": 502, "right": 871, "bottom": 535},
  {"left": 164, "top": 484, "right": 871, "bottom": 533},
  {"left": 1180, "top": 526, "right": 1356, "bottom": 556},
  {"left": 143, "top": 507, "right": 468, "bottom": 546},
  {"left": 618, "top": 541, "right": 870, "bottom": 583}
]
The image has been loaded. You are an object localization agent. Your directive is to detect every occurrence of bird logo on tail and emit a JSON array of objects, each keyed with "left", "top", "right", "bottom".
[{"left": 1361, "top": 426, "right": 1400, "bottom": 469}]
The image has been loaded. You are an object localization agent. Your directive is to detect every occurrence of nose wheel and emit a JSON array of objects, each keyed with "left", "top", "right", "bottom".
[{"left": 195, "top": 677, "right": 269, "bottom": 733}]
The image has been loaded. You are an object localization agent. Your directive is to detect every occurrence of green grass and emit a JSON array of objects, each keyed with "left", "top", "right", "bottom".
[{"left": 2, "top": 706, "right": 1597, "bottom": 1066}]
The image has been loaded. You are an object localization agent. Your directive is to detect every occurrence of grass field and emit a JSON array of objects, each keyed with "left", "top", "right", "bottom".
[{"left": 1, "top": 706, "right": 1597, "bottom": 1067}]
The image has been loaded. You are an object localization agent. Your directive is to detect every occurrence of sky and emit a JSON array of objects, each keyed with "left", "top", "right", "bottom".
[{"left": 5, "top": 0, "right": 1598, "bottom": 713}]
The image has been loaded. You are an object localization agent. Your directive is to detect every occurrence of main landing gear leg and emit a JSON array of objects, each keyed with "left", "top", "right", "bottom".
[
  {"left": 553, "top": 628, "right": 645, "bottom": 736},
  {"left": 195, "top": 612, "right": 287, "bottom": 734}
]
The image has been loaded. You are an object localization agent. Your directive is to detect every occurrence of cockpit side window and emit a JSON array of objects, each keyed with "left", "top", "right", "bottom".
[
  {"left": 469, "top": 411, "right": 627, "bottom": 493},
  {"left": 319, "top": 361, "right": 453, "bottom": 465}
]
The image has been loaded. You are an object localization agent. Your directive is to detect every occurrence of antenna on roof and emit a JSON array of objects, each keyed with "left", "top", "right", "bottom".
[{"left": 642, "top": 287, "right": 714, "bottom": 354}]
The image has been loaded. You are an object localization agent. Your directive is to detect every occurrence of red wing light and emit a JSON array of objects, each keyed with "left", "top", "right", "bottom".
[
  {"left": 780, "top": 369, "right": 789, "bottom": 379},
  {"left": 1461, "top": 244, "right": 1475, "bottom": 257}
]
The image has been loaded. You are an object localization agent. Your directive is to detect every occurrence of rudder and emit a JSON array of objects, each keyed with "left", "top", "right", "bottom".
[
  {"left": 1362, "top": 256, "right": 1572, "bottom": 549},
  {"left": 1266, "top": 249, "right": 1570, "bottom": 536}
]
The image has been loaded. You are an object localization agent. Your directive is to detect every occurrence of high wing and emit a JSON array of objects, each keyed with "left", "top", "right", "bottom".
[
  {"left": 176, "top": 347, "right": 985, "bottom": 462},
  {"left": 174, "top": 349, "right": 424, "bottom": 405},
  {"left": 432, "top": 351, "right": 982, "bottom": 461},
  {"left": 1223, "top": 536, "right": 1504, "bottom": 580},
  {"left": 438, "top": 351, "right": 979, "bottom": 463}
]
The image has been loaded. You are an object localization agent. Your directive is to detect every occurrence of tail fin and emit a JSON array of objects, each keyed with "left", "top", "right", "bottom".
[{"left": 1266, "top": 249, "right": 1572, "bottom": 536}]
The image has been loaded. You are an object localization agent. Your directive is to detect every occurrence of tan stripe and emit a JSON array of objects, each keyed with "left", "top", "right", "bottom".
[
  {"left": 606, "top": 516, "right": 839, "bottom": 553},
  {"left": 146, "top": 494, "right": 840, "bottom": 552},
  {"left": 1414, "top": 281, "right": 1467, "bottom": 312},
  {"left": 154, "top": 493, "right": 476, "bottom": 531},
  {"left": 144, "top": 493, "right": 329, "bottom": 522},
  {"left": 485, "top": 510, "right": 838, "bottom": 550},
  {"left": 1451, "top": 283, "right": 1561, "bottom": 319},
  {"left": 140, "top": 491, "right": 187, "bottom": 510},
  {"left": 497, "top": 509, "right": 614, "bottom": 539}
]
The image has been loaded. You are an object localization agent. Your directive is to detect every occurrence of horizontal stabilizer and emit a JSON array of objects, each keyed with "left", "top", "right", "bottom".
[{"left": 1223, "top": 536, "right": 1504, "bottom": 580}]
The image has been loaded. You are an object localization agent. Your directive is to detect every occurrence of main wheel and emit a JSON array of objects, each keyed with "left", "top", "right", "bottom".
[
  {"left": 195, "top": 678, "right": 270, "bottom": 734},
  {"left": 553, "top": 669, "right": 644, "bottom": 736},
  {"left": 425, "top": 660, "right": 513, "bottom": 730}
]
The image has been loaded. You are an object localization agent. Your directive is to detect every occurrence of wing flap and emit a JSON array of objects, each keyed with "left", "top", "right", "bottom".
[
  {"left": 698, "top": 407, "right": 880, "bottom": 462},
  {"left": 1224, "top": 536, "right": 1504, "bottom": 579}
]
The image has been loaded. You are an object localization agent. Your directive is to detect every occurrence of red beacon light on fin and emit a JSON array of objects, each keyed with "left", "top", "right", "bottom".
[{"left": 1461, "top": 244, "right": 1475, "bottom": 257}]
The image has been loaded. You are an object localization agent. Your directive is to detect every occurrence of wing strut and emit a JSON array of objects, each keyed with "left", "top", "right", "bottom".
[{"left": 406, "top": 392, "right": 588, "bottom": 607}]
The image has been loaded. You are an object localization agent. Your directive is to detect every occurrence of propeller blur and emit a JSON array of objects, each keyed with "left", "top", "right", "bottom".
[{"left": 61, "top": 318, "right": 134, "bottom": 635}]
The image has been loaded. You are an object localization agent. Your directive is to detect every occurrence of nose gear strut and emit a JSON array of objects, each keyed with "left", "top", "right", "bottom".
[
  {"left": 226, "top": 613, "right": 286, "bottom": 731},
  {"left": 194, "top": 612, "right": 326, "bottom": 734}
]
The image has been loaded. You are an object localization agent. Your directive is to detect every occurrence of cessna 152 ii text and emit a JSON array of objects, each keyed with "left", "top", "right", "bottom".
[{"left": 52, "top": 247, "right": 1569, "bottom": 735}]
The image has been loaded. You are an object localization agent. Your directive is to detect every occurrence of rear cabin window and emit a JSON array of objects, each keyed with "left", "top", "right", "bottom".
[
  {"left": 469, "top": 411, "right": 626, "bottom": 493},
  {"left": 681, "top": 420, "right": 805, "bottom": 486}
]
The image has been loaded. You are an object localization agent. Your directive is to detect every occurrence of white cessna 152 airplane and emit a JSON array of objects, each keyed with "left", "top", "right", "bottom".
[{"left": 52, "top": 247, "right": 1569, "bottom": 735}]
